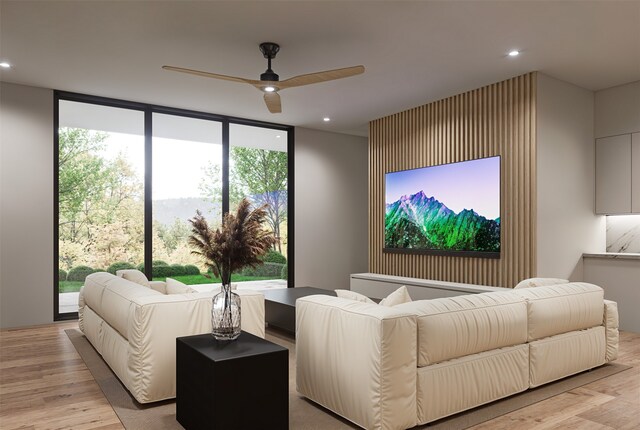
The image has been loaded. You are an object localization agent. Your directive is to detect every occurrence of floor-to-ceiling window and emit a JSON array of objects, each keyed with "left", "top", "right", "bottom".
[
  {"left": 230, "top": 124, "right": 289, "bottom": 281},
  {"left": 151, "top": 113, "right": 223, "bottom": 283},
  {"left": 56, "top": 100, "right": 145, "bottom": 316},
  {"left": 55, "top": 93, "right": 293, "bottom": 319}
]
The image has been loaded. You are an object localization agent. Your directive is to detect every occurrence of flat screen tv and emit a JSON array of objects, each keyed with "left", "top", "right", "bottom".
[{"left": 384, "top": 156, "right": 500, "bottom": 258}]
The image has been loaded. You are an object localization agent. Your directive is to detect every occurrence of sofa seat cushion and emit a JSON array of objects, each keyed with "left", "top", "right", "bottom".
[
  {"left": 395, "top": 291, "right": 527, "bottom": 366},
  {"left": 416, "top": 344, "right": 529, "bottom": 424},
  {"left": 511, "top": 282, "right": 604, "bottom": 341},
  {"left": 528, "top": 326, "right": 605, "bottom": 387}
]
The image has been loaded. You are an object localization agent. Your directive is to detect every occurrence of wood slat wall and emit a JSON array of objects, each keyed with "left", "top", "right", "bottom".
[{"left": 369, "top": 72, "right": 536, "bottom": 288}]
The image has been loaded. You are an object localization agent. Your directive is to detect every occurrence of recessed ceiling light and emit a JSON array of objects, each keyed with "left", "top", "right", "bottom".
[
  {"left": 276, "top": 135, "right": 281, "bottom": 138},
  {"left": 0, "top": 62, "right": 11, "bottom": 69},
  {"left": 323, "top": 117, "right": 331, "bottom": 122},
  {"left": 264, "top": 86, "right": 276, "bottom": 92},
  {"left": 508, "top": 50, "right": 520, "bottom": 57}
]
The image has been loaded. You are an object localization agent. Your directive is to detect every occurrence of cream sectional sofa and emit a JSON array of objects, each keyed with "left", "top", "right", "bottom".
[
  {"left": 296, "top": 282, "right": 619, "bottom": 430},
  {"left": 78, "top": 272, "right": 265, "bottom": 403}
]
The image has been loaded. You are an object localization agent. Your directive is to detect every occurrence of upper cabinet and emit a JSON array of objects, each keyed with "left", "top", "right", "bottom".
[{"left": 596, "top": 133, "right": 640, "bottom": 214}]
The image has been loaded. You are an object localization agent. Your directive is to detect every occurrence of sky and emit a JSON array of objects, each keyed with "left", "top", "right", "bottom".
[
  {"left": 385, "top": 156, "right": 500, "bottom": 220},
  {"left": 61, "top": 99, "right": 286, "bottom": 201},
  {"left": 101, "top": 132, "right": 222, "bottom": 200}
]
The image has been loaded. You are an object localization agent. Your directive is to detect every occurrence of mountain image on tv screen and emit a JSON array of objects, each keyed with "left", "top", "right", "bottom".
[{"left": 385, "top": 156, "right": 500, "bottom": 254}]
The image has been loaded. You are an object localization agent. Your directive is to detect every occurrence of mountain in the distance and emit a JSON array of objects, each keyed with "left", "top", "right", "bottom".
[
  {"left": 153, "top": 198, "right": 220, "bottom": 226},
  {"left": 385, "top": 191, "right": 500, "bottom": 252}
]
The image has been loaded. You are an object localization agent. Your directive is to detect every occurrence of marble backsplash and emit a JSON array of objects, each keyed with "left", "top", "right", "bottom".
[{"left": 606, "top": 215, "right": 640, "bottom": 253}]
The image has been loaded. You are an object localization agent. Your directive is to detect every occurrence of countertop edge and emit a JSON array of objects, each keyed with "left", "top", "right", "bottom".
[{"left": 583, "top": 252, "right": 640, "bottom": 260}]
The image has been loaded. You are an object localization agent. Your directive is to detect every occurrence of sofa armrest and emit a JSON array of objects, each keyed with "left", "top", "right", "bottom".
[
  {"left": 603, "top": 299, "right": 619, "bottom": 362},
  {"left": 78, "top": 286, "right": 85, "bottom": 332},
  {"left": 296, "top": 295, "right": 417, "bottom": 430},
  {"left": 127, "top": 290, "right": 265, "bottom": 403},
  {"left": 149, "top": 280, "right": 167, "bottom": 294}
]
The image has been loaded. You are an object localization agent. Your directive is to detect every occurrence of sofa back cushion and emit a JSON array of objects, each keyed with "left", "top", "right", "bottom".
[
  {"left": 513, "top": 277, "right": 568, "bottom": 289},
  {"left": 395, "top": 291, "right": 527, "bottom": 367},
  {"left": 510, "top": 282, "right": 604, "bottom": 341},
  {"left": 116, "top": 269, "right": 150, "bottom": 288},
  {"left": 84, "top": 272, "right": 163, "bottom": 339},
  {"left": 335, "top": 289, "right": 376, "bottom": 304},
  {"left": 166, "top": 277, "right": 197, "bottom": 294}
]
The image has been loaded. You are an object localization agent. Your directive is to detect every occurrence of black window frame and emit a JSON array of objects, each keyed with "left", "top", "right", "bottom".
[{"left": 54, "top": 90, "right": 295, "bottom": 321}]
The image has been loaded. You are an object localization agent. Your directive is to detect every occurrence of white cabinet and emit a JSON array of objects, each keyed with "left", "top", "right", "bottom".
[
  {"left": 583, "top": 254, "right": 640, "bottom": 333},
  {"left": 596, "top": 134, "right": 632, "bottom": 214},
  {"left": 633, "top": 133, "right": 640, "bottom": 213}
]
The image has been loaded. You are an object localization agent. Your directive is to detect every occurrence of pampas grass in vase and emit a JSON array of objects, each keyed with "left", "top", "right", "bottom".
[{"left": 189, "top": 198, "right": 275, "bottom": 340}]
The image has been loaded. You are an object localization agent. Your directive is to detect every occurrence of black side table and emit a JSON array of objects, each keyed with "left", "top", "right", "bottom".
[{"left": 176, "top": 331, "right": 289, "bottom": 430}]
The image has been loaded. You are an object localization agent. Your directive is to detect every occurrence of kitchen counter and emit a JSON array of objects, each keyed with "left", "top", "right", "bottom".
[{"left": 583, "top": 253, "right": 640, "bottom": 333}]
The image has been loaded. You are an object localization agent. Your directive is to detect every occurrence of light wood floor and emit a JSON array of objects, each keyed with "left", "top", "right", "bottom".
[{"left": 1, "top": 322, "right": 638, "bottom": 430}]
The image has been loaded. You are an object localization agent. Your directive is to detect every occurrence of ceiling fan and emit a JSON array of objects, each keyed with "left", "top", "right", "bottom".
[{"left": 162, "top": 42, "right": 365, "bottom": 114}]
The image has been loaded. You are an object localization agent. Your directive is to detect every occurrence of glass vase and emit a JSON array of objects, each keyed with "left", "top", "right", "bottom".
[{"left": 211, "top": 283, "right": 241, "bottom": 340}]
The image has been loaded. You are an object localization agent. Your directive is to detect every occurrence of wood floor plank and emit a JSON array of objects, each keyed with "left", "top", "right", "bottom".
[
  {"left": 1, "top": 369, "right": 97, "bottom": 395},
  {"left": 0, "top": 349, "right": 80, "bottom": 367},
  {"left": 577, "top": 396, "right": 640, "bottom": 429},
  {"left": 544, "top": 416, "right": 615, "bottom": 430},
  {"left": 2, "top": 402, "right": 122, "bottom": 430},
  {"left": 580, "top": 366, "right": 640, "bottom": 404},
  {"left": 468, "top": 387, "right": 616, "bottom": 430},
  {"left": 0, "top": 322, "right": 124, "bottom": 430}
]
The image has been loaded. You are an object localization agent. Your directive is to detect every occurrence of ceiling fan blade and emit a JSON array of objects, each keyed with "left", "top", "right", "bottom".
[
  {"left": 279, "top": 65, "right": 365, "bottom": 89},
  {"left": 264, "top": 92, "right": 282, "bottom": 113},
  {"left": 162, "top": 65, "right": 260, "bottom": 85}
]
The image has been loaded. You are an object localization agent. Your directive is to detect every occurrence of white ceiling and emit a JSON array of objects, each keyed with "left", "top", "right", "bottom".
[{"left": 1, "top": 1, "right": 639, "bottom": 137}]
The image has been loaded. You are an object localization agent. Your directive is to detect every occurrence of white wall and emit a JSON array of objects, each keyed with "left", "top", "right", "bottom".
[
  {"left": 294, "top": 128, "right": 368, "bottom": 290},
  {"left": 595, "top": 80, "right": 640, "bottom": 139},
  {"left": 536, "top": 74, "right": 605, "bottom": 280},
  {"left": 1, "top": 82, "right": 54, "bottom": 328}
]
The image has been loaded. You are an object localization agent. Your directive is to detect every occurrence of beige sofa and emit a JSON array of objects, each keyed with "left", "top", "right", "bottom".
[
  {"left": 296, "top": 282, "right": 619, "bottom": 430},
  {"left": 78, "top": 272, "right": 265, "bottom": 403}
]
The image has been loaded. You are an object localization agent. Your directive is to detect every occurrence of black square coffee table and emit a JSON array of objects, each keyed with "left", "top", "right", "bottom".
[
  {"left": 263, "top": 286, "right": 336, "bottom": 334},
  {"left": 176, "top": 331, "right": 288, "bottom": 430}
]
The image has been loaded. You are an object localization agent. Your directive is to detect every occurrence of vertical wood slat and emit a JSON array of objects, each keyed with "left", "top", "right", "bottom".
[{"left": 368, "top": 72, "right": 536, "bottom": 288}]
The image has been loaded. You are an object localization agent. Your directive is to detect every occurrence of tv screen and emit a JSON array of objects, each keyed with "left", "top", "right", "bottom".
[{"left": 384, "top": 156, "right": 500, "bottom": 258}]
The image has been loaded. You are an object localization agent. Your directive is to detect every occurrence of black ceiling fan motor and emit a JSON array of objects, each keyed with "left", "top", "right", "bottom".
[{"left": 259, "top": 42, "right": 280, "bottom": 82}]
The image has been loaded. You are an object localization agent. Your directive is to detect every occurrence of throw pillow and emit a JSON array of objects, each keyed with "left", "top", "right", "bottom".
[
  {"left": 514, "top": 277, "right": 569, "bottom": 289},
  {"left": 335, "top": 289, "right": 376, "bottom": 304},
  {"left": 166, "top": 277, "right": 197, "bottom": 294},
  {"left": 379, "top": 285, "right": 412, "bottom": 307},
  {"left": 335, "top": 287, "right": 412, "bottom": 307},
  {"left": 116, "top": 269, "right": 150, "bottom": 288}
]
